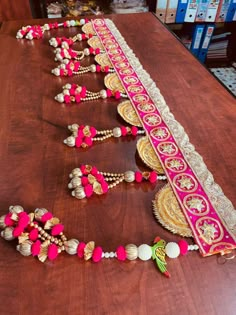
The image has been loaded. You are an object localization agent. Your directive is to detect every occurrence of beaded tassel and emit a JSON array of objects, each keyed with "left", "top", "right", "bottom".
[
  {"left": 64, "top": 124, "right": 145, "bottom": 148},
  {"left": 68, "top": 165, "right": 167, "bottom": 199},
  {"left": 55, "top": 83, "right": 127, "bottom": 104},
  {"left": 53, "top": 46, "right": 104, "bottom": 62},
  {"left": 0, "top": 205, "right": 199, "bottom": 277},
  {"left": 52, "top": 60, "right": 114, "bottom": 77},
  {"left": 49, "top": 32, "right": 95, "bottom": 49},
  {"left": 16, "top": 19, "right": 89, "bottom": 40}
]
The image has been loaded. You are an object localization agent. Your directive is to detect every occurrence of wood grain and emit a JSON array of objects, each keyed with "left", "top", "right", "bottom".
[
  {"left": 0, "top": 0, "right": 32, "bottom": 22},
  {"left": 0, "top": 13, "right": 235, "bottom": 315}
]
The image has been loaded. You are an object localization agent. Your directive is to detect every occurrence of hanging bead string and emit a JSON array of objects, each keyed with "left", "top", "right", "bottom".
[
  {"left": 49, "top": 32, "right": 95, "bottom": 49},
  {"left": 16, "top": 19, "right": 90, "bottom": 40},
  {"left": 68, "top": 165, "right": 167, "bottom": 200},
  {"left": 0, "top": 205, "right": 199, "bottom": 277},
  {"left": 53, "top": 46, "right": 105, "bottom": 62},
  {"left": 64, "top": 124, "right": 145, "bottom": 148},
  {"left": 52, "top": 59, "right": 114, "bottom": 77},
  {"left": 55, "top": 83, "right": 128, "bottom": 104}
]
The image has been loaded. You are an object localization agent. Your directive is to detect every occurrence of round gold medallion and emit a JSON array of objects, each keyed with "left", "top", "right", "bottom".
[
  {"left": 136, "top": 137, "right": 164, "bottom": 174},
  {"left": 117, "top": 100, "right": 142, "bottom": 127},
  {"left": 153, "top": 183, "right": 193, "bottom": 237},
  {"left": 94, "top": 54, "right": 112, "bottom": 67},
  {"left": 87, "top": 37, "right": 104, "bottom": 50},
  {"left": 81, "top": 22, "right": 96, "bottom": 35},
  {"left": 104, "top": 73, "right": 125, "bottom": 93}
]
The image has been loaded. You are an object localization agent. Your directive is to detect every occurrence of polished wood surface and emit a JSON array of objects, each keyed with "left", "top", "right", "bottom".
[
  {"left": 0, "top": 13, "right": 235, "bottom": 315},
  {"left": 0, "top": 0, "right": 32, "bottom": 22}
]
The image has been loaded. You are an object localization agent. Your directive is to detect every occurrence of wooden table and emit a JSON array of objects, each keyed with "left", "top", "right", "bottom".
[{"left": 0, "top": 12, "right": 235, "bottom": 315}]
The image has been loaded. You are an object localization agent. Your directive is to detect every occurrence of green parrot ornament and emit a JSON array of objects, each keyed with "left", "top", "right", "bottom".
[{"left": 152, "top": 236, "right": 170, "bottom": 278}]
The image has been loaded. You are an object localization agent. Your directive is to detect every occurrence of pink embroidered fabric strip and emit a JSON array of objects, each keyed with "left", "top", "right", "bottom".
[{"left": 92, "top": 19, "right": 236, "bottom": 256}]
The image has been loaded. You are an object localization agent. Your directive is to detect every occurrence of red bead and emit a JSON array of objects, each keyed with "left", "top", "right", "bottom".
[
  {"left": 149, "top": 171, "right": 157, "bottom": 183},
  {"left": 178, "top": 240, "right": 189, "bottom": 255},
  {"left": 131, "top": 126, "right": 138, "bottom": 136},
  {"left": 120, "top": 126, "right": 128, "bottom": 136},
  {"left": 135, "top": 171, "right": 143, "bottom": 183}
]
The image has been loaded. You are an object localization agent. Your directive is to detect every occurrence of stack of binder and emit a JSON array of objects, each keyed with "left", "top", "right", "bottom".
[
  {"left": 155, "top": 0, "right": 236, "bottom": 23},
  {"left": 207, "top": 32, "right": 231, "bottom": 61}
]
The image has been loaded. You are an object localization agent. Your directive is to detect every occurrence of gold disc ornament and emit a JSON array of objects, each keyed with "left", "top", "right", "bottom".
[
  {"left": 117, "top": 100, "right": 142, "bottom": 127},
  {"left": 153, "top": 183, "right": 193, "bottom": 237},
  {"left": 137, "top": 137, "right": 164, "bottom": 174},
  {"left": 87, "top": 36, "right": 104, "bottom": 50},
  {"left": 81, "top": 22, "right": 96, "bottom": 35},
  {"left": 104, "top": 73, "right": 125, "bottom": 93},
  {"left": 95, "top": 53, "right": 112, "bottom": 67}
]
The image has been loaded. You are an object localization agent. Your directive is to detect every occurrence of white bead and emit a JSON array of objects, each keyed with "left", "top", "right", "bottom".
[
  {"left": 124, "top": 171, "right": 135, "bottom": 183},
  {"left": 63, "top": 83, "right": 72, "bottom": 90},
  {"left": 165, "top": 242, "right": 180, "bottom": 258},
  {"left": 55, "top": 53, "right": 63, "bottom": 61},
  {"left": 44, "top": 23, "right": 50, "bottom": 30},
  {"left": 193, "top": 244, "right": 199, "bottom": 250},
  {"left": 84, "top": 48, "right": 90, "bottom": 56},
  {"left": 80, "top": 19, "right": 85, "bottom": 25},
  {"left": 70, "top": 20, "right": 76, "bottom": 26},
  {"left": 102, "top": 252, "right": 105, "bottom": 258},
  {"left": 112, "top": 127, "right": 122, "bottom": 138},
  {"left": 100, "top": 89, "right": 107, "bottom": 99},
  {"left": 90, "top": 64, "right": 96, "bottom": 72},
  {"left": 63, "top": 89, "right": 70, "bottom": 96},
  {"left": 188, "top": 245, "right": 194, "bottom": 251},
  {"left": 109, "top": 252, "right": 115, "bottom": 258},
  {"left": 64, "top": 136, "right": 75, "bottom": 147},
  {"left": 52, "top": 68, "right": 60, "bottom": 76},
  {"left": 138, "top": 244, "right": 152, "bottom": 261},
  {"left": 104, "top": 252, "right": 110, "bottom": 258},
  {"left": 55, "top": 93, "right": 64, "bottom": 103},
  {"left": 61, "top": 42, "right": 69, "bottom": 49}
]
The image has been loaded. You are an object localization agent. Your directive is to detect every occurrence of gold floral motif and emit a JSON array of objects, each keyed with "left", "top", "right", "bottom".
[
  {"left": 137, "top": 103, "right": 155, "bottom": 113},
  {"left": 144, "top": 114, "right": 161, "bottom": 127},
  {"left": 165, "top": 157, "right": 187, "bottom": 173},
  {"left": 127, "top": 85, "right": 143, "bottom": 93},
  {"left": 133, "top": 94, "right": 149, "bottom": 103},
  {"left": 123, "top": 76, "right": 139, "bottom": 85},
  {"left": 114, "top": 61, "right": 129, "bottom": 68},
  {"left": 157, "top": 142, "right": 178, "bottom": 156},
  {"left": 150, "top": 127, "right": 169, "bottom": 140},
  {"left": 44, "top": 217, "right": 60, "bottom": 230},
  {"left": 136, "top": 137, "right": 164, "bottom": 173},
  {"left": 18, "top": 232, "right": 29, "bottom": 244},
  {"left": 196, "top": 217, "right": 224, "bottom": 245},
  {"left": 173, "top": 174, "right": 198, "bottom": 192},
  {"left": 119, "top": 68, "right": 134, "bottom": 75}
]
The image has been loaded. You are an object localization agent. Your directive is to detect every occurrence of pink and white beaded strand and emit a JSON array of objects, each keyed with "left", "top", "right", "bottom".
[
  {"left": 16, "top": 19, "right": 90, "bottom": 40},
  {"left": 0, "top": 205, "right": 199, "bottom": 278}
]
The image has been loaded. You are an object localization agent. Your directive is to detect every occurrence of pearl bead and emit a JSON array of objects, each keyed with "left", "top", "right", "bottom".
[
  {"left": 138, "top": 244, "right": 152, "bottom": 261},
  {"left": 112, "top": 127, "right": 122, "bottom": 138},
  {"left": 84, "top": 48, "right": 90, "bottom": 56},
  {"left": 165, "top": 242, "right": 180, "bottom": 259},
  {"left": 64, "top": 136, "right": 75, "bottom": 147},
  {"left": 90, "top": 64, "right": 96, "bottom": 72},
  {"left": 124, "top": 171, "right": 135, "bottom": 183},
  {"left": 193, "top": 244, "right": 199, "bottom": 250},
  {"left": 104, "top": 252, "right": 110, "bottom": 258},
  {"left": 80, "top": 19, "right": 85, "bottom": 25},
  {"left": 100, "top": 89, "right": 107, "bottom": 99},
  {"left": 74, "top": 187, "right": 86, "bottom": 199},
  {"left": 70, "top": 20, "right": 76, "bottom": 26},
  {"left": 55, "top": 93, "right": 64, "bottom": 103}
]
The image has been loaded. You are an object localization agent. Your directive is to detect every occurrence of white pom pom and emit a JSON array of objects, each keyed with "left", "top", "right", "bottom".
[
  {"left": 165, "top": 242, "right": 180, "bottom": 259},
  {"left": 55, "top": 93, "right": 64, "bottom": 103},
  {"left": 52, "top": 68, "right": 60, "bottom": 76},
  {"left": 80, "top": 19, "right": 85, "bottom": 25},
  {"left": 138, "top": 244, "right": 152, "bottom": 261}
]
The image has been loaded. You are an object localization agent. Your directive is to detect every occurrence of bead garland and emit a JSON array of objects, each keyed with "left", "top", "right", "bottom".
[
  {"left": 55, "top": 83, "right": 128, "bottom": 104},
  {"left": 68, "top": 165, "right": 166, "bottom": 200},
  {"left": 0, "top": 205, "right": 199, "bottom": 278},
  {"left": 64, "top": 124, "right": 145, "bottom": 148}
]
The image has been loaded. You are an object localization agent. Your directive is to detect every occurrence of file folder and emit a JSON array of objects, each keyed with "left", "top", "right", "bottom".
[
  {"left": 165, "top": 0, "right": 179, "bottom": 23},
  {"left": 205, "top": 0, "right": 220, "bottom": 21},
  {"left": 216, "top": 0, "right": 231, "bottom": 22},
  {"left": 190, "top": 24, "right": 205, "bottom": 56},
  {"left": 225, "top": 0, "right": 236, "bottom": 21},
  {"left": 184, "top": 0, "right": 200, "bottom": 22},
  {"left": 196, "top": 0, "right": 209, "bottom": 21},
  {"left": 176, "top": 0, "right": 189, "bottom": 22},
  {"left": 156, "top": 0, "right": 168, "bottom": 22},
  {"left": 198, "top": 24, "right": 215, "bottom": 62}
]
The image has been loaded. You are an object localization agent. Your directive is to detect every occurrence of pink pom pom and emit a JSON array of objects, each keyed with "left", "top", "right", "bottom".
[
  {"left": 96, "top": 65, "right": 101, "bottom": 72},
  {"left": 75, "top": 136, "right": 82, "bottom": 148},
  {"left": 84, "top": 184, "right": 93, "bottom": 198},
  {"left": 51, "top": 223, "right": 64, "bottom": 236},
  {"left": 60, "top": 69, "right": 65, "bottom": 76},
  {"left": 75, "top": 94, "right": 81, "bottom": 103},
  {"left": 131, "top": 126, "right": 138, "bottom": 136},
  {"left": 91, "top": 166, "right": 98, "bottom": 175},
  {"left": 89, "top": 47, "right": 94, "bottom": 54},
  {"left": 90, "top": 127, "right": 97, "bottom": 137},
  {"left": 29, "top": 228, "right": 38, "bottom": 241},
  {"left": 178, "top": 240, "right": 189, "bottom": 255},
  {"left": 80, "top": 86, "right": 87, "bottom": 98},
  {"left": 84, "top": 137, "right": 93, "bottom": 147},
  {"left": 81, "top": 177, "right": 89, "bottom": 186},
  {"left": 41, "top": 212, "right": 53, "bottom": 223},
  {"left": 18, "top": 212, "right": 30, "bottom": 228},
  {"left": 48, "top": 244, "right": 59, "bottom": 260},
  {"left": 101, "top": 181, "right": 109, "bottom": 193},
  {"left": 121, "top": 126, "right": 128, "bottom": 136},
  {"left": 115, "top": 91, "right": 121, "bottom": 99},
  {"left": 95, "top": 173, "right": 103, "bottom": 182},
  {"left": 80, "top": 165, "right": 89, "bottom": 174},
  {"left": 106, "top": 89, "right": 112, "bottom": 97},
  {"left": 31, "top": 240, "right": 41, "bottom": 256},
  {"left": 4, "top": 213, "right": 14, "bottom": 226},
  {"left": 135, "top": 171, "right": 143, "bottom": 183},
  {"left": 116, "top": 246, "right": 126, "bottom": 261},
  {"left": 64, "top": 95, "right": 71, "bottom": 104},
  {"left": 104, "top": 66, "right": 109, "bottom": 73},
  {"left": 77, "top": 242, "right": 86, "bottom": 258},
  {"left": 92, "top": 246, "right": 103, "bottom": 262},
  {"left": 13, "top": 226, "right": 24, "bottom": 237},
  {"left": 149, "top": 171, "right": 157, "bottom": 183}
]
